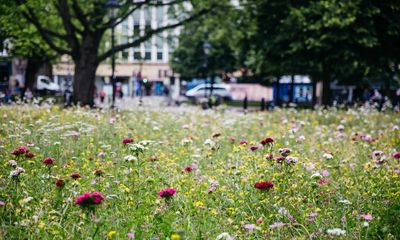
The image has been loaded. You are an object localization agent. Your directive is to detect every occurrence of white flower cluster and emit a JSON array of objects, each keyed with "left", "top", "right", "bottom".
[{"left": 326, "top": 228, "right": 346, "bottom": 236}]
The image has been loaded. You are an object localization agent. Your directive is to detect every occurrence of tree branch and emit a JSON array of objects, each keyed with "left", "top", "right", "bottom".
[
  {"left": 55, "top": 0, "right": 80, "bottom": 56},
  {"left": 71, "top": 0, "right": 90, "bottom": 29},
  {"left": 97, "top": 7, "right": 211, "bottom": 63},
  {"left": 21, "top": 8, "right": 71, "bottom": 55}
]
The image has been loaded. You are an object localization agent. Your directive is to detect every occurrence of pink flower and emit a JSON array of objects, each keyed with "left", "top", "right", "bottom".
[
  {"left": 184, "top": 166, "right": 193, "bottom": 172},
  {"left": 70, "top": 173, "right": 81, "bottom": 179},
  {"left": 11, "top": 146, "right": 30, "bottom": 156},
  {"left": 393, "top": 152, "right": 400, "bottom": 159},
  {"left": 249, "top": 145, "right": 259, "bottom": 151},
  {"left": 321, "top": 170, "right": 330, "bottom": 177},
  {"left": 43, "top": 157, "right": 55, "bottom": 166},
  {"left": 269, "top": 222, "right": 285, "bottom": 229},
  {"left": 318, "top": 178, "right": 328, "bottom": 186},
  {"left": 123, "top": 138, "right": 134, "bottom": 144},
  {"left": 159, "top": 188, "right": 176, "bottom": 198},
  {"left": 278, "top": 148, "right": 291, "bottom": 156},
  {"left": 127, "top": 232, "right": 135, "bottom": 238},
  {"left": 254, "top": 181, "right": 274, "bottom": 190},
  {"left": 360, "top": 213, "right": 373, "bottom": 221},
  {"left": 239, "top": 140, "right": 248, "bottom": 145},
  {"left": 75, "top": 192, "right": 105, "bottom": 207},
  {"left": 260, "top": 137, "right": 274, "bottom": 146}
]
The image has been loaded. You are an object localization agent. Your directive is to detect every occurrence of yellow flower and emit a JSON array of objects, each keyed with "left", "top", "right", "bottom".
[
  {"left": 171, "top": 233, "right": 181, "bottom": 240},
  {"left": 108, "top": 230, "right": 116, "bottom": 239}
]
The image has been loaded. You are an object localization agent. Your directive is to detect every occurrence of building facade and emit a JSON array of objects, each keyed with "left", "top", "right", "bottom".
[{"left": 53, "top": 4, "right": 179, "bottom": 97}]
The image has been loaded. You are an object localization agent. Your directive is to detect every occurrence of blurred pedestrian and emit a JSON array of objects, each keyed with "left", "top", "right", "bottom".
[{"left": 99, "top": 89, "right": 106, "bottom": 103}]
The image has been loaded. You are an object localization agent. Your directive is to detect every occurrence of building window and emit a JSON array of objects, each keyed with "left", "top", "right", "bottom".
[
  {"left": 144, "top": 52, "right": 151, "bottom": 60},
  {"left": 157, "top": 52, "right": 163, "bottom": 61},
  {"left": 122, "top": 51, "right": 129, "bottom": 60},
  {"left": 134, "top": 51, "right": 141, "bottom": 60}
]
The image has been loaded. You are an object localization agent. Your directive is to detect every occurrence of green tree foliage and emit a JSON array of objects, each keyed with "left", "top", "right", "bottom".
[{"left": 170, "top": 4, "right": 238, "bottom": 79}]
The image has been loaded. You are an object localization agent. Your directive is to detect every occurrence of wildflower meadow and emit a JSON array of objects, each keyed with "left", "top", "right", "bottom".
[{"left": 0, "top": 105, "right": 399, "bottom": 239}]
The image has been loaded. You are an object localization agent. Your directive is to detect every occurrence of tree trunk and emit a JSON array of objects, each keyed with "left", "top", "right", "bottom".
[
  {"left": 73, "top": 57, "right": 97, "bottom": 106},
  {"left": 73, "top": 35, "right": 100, "bottom": 106},
  {"left": 321, "top": 73, "right": 331, "bottom": 106},
  {"left": 25, "top": 57, "right": 42, "bottom": 90}
]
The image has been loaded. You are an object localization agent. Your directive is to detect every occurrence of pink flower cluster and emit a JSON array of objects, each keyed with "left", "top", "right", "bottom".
[
  {"left": 75, "top": 192, "right": 105, "bottom": 207},
  {"left": 158, "top": 188, "right": 176, "bottom": 198},
  {"left": 11, "top": 146, "right": 30, "bottom": 156}
]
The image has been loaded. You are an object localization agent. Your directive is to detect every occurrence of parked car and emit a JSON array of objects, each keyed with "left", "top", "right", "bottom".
[
  {"left": 36, "top": 75, "right": 60, "bottom": 95},
  {"left": 185, "top": 84, "right": 232, "bottom": 101}
]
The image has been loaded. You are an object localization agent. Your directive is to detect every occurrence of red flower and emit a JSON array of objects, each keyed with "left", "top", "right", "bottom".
[
  {"left": 55, "top": 179, "right": 65, "bottom": 188},
  {"left": 274, "top": 155, "right": 285, "bottom": 163},
  {"left": 254, "top": 181, "right": 274, "bottom": 190},
  {"left": 25, "top": 152, "right": 35, "bottom": 158},
  {"left": 393, "top": 152, "right": 400, "bottom": 159},
  {"left": 70, "top": 173, "right": 81, "bottom": 179},
  {"left": 75, "top": 192, "right": 105, "bottom": 207},
  {"left": 43, "top": 157, "right": 55, "bottom": 166},
  {"left": 159, "top": 188, "right": 176, "bottom": 198},
  {"left": 249, "top": 145, "right": 259, "bottom": 151},
  {"left": 11, "top": 146, "right": 30, "bottom": 156},
  {"left": 318, "top": 178, "right": 328, "bottom": 186},
  {"left": 122, "top": 138, "right": 134, "bottom": 144},
  {"left": 260, "top": 137, "right": 274, "bottom": 146},
  {"left": 240, "top": 140, "right": 248, "bottom": 145},
  {"left": 184, "top": 166, "right": 193, "bottom": 172}
]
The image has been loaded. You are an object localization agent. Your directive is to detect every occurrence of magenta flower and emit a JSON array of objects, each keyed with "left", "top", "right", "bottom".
[
  {"left": 159, "top": 188, "right": 176, "bottom": 198},
  {"left": 70, "top": 173, "right": 81, "bottom": 179},
  {"left": 360, "top": 213, "right": 373, "bottom": 221},
  {"left": 254, "top": 181, "right": 274, "bottom": 190},
  {"left": 11, "top": 146, "right": 30, "bottom": 156},
  {"left": 260, "top": 137, "right": 274, "bottom": 146},
  {"left": 239, "top": 140, "right": 248, "bottom": 145},
  {"left": 249, "top": 145, "right": 259, "bottom": 151},
  {"left": 43, "top": 157, "right": 55, "bottom": 166},
  {"left": 75, "top": 192, "right": 105, "bottom": 207},
  {"left": 393, "top": 152, "right": 400, "bottom": 159},
  {"left": 184, "top": 166, "right": 193, "bottom": 172},
  {"left": 123, "top": 138, "right": 134, "bottom": 144}
]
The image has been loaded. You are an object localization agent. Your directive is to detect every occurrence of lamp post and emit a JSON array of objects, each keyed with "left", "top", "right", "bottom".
[
  {"left": 106, "top": 0, "right": 121, "bottom": 108},
  {"left": 202, "top": 42, "right": 212, "bottom": 106}
]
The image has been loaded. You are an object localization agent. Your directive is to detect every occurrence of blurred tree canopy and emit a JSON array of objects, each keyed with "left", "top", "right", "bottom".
[{"left": 171, "top": 0, "right": 400, "bottom": 104}]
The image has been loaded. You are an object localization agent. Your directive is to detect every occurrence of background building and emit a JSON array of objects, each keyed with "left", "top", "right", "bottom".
[{"left": 54, "top": 4, "right": 179, "bottom": 97}]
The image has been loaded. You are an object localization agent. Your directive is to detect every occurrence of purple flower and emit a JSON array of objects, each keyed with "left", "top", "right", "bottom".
[
  {"left": 360, "top": 214, "right": 373, "bottom": 221},
  {"left": 269, "top": 222, "right": 285, "bottom": 229}
]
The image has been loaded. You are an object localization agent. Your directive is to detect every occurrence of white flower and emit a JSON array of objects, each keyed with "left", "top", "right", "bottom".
[
  {"left": 278, "top": 207, "right": 288, "bottom": 215},
  {"left": 338, "top": 200, "right": 352, "bottom": 205},
  {"left": 216, "top": 232, "right": 232, "bottom": 240},
  {"left": 323, "top": 153, "right": 333, "bottom": 159},
  {"left": 326, "top": 228, "right": 346, "bottom": 236},
  {"left": 124, "top": 155, "right": 137, "bottom": 162},
  {"left": 204, "top": 139, "right": 215, "bottom": 147}
]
